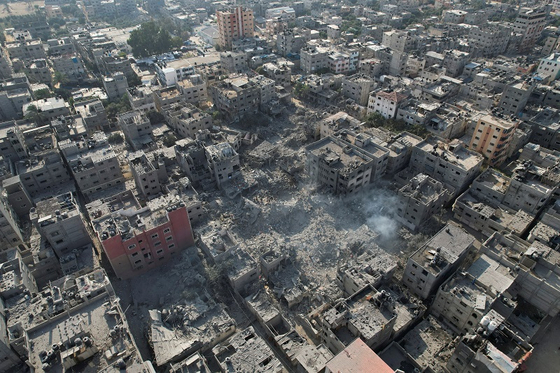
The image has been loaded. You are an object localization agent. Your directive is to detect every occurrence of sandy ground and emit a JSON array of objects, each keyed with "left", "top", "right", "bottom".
[{"left": 0, "top": 1, "right": 44, "bottom": 18}]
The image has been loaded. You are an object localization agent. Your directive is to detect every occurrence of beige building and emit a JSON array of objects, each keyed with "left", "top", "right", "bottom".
[
  {"left": 216, "top": 7, "right": 254, "bottom": 50},
  {"left": 469, "top": 114, "right": 519, "bottom": 166}
]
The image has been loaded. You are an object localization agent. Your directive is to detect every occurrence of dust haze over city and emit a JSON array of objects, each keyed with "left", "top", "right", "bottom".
[{"left": 0, "top": 0, "right": 559, "bottom": 372}]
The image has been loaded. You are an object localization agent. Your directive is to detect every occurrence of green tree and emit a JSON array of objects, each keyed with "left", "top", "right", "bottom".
[
  {"left": 146, "top": 110, "right": 165, "bottom": 125},
  {"left": 108, "top": 133, "right": 124, "bottom": 144},
  {"left": 25, "top": 105, "right": 44, "bottom": 125},
  {"left": 34, "top": 89, "right": 52, "bottom": 100},
  {"left": 127, "top": 21, "right": 182, "bottom": 58},
  {"left": 53, "top": 71, "right": 68, "bottom": 86}
]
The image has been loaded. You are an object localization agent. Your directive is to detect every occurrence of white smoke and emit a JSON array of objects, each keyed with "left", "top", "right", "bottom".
[{"left": 348, "top": 186, "right": 400, "bottom": 241}]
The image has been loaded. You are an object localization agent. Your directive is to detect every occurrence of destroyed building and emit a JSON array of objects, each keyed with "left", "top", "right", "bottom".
[{"left": 395, "top": 173, "right": 449, "bottom": 231}]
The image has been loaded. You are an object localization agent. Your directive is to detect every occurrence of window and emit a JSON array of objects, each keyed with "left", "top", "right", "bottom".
[
  {"left": 128, "top": 244, "right": 136, "bottom": 250},
  {"left": 163, "top": 228, "right": 171, "bottom": 234},
  {"left": 151, "top": 233, "right": 158, "bottom": 239}
]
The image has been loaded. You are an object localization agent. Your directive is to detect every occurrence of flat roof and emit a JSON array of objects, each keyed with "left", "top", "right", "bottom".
[{"left": 326, "top": 338, "right": 393, "bottom": 373}]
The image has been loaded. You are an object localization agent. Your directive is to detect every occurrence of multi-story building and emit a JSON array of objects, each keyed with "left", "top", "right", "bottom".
[
  {"left": 204, "top": 143, "right": 240, "bottom": 188},
  {"left": 26, "top": 59, "right": 51, "bottom": 84},
  {"left": 210, "top": 75, "right": 259, "bottom": 121},
  {"left": 0, "top": 48, "right": 14, "bottom": 80},
  {"left": 177, "top": 74, "right": 207, "bottom": 105},
  {"left": 409, "top": 138, "right": 484, "bottom": 196},
  {"left": 50, "top": 54, "right": 86, "bottom": 84},
  {"left": 103, "top": 72, "right": 128, "bottom": 101},
  {"left": 468, "top": 24, "right": 511, "bottom": 57},
  {"left": 442, "top": 50, "right": 469, "bottom": 77},
  {"left": 129, "top": 151, "right": 167, "bottom": 198},
  {"left": 469, "top": 114, "right": 519, "bottom": 166},
  {"left": 262, "top": 62, "right": 291, "bottom": 88},
  {"left": 59, "top": 132, "right": 125, "bottom": 199},
  {"left": 117, "top": 110, "right": 152, "bottom": 150},
  {"left": 29, "top": 192, "right": 92, "bottom": 259},
  {"left": 74, "top": 99, "right": 109, "bottom": 133},
  {"left": 341, "top": 74, "right": 374, "bottom": 106},
  {"left": 513, "top": 7, "right": 547, "bottom": 53},
  {"left": 250, "top": 75, "right": 276, "bottom": 111},
  {"left": 88, "top": 190, "right": 195, "bottom": 279},
  {"left": 395, "top": 173, "right": 449, "bottom": 231},
  {"left": 216, "top": 7, "right": 255, "bottom": 50},
  {"left": 127, "top": 86, "right": 156, "bottom": 113},
  {"left": 23, "top": 98, "right": 70, "bottom": 121},
  {"left": 498, "top": 81, "right": 533, "bottom": 116},
  {"left": 402, "top": 223, "right": 475, "bottom": 300},
  {"left": 0, "top": 192, "right": 23, "bottom": 253},
  {"left": 165, "top": 103, "right": 213, "bottom": 139},
  {"left": 382, "top": 30, "right": 414, "bottom": 53},
  {"left": 537, "top": 53, "right": 560, "bottom": 81},
  {"left": 277, "top": 30, "right": 308, "bottom": 56},
  {"left": 327, "top": 51, "right": 351, "bottom": 74},
  {"left": 220, "top": 52, "right": 248, "bottom": 73},
  {"left": 306, "top": 135, "right": 378, "bottom": 195},
  {"left": 265, "top": 6, "right": 296, "bottom": 20},
  {"left": 300, "top": 45, "right": 328, "bottom": 74},
  {"left": 367, "top": 90, "right": 408, "bottom": 119}
]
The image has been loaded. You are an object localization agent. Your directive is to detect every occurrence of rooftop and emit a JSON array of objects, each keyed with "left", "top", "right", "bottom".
[
  {"left": 417, "top": 138, "right": 483, "bottom": 171},
  {"left": 326, "top": 338, "right": 393, "bottom": 373},
  {"left": 410, "top": 223, "right": 474, "bottom": 276}
]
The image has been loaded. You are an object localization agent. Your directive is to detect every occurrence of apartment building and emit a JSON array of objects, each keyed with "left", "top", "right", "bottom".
[
  {"left": 469, "top": 114, "right": 519, "bottom": 166},
  {"left": 341, "top": 74, "right": 374, "bottom": 106},
  {"left": 382, "top": 30, "right": 414, "bottom": 53},
  {"left": 220, "top": 52, "right": 248, "bottom": 73},
  {"left": 402, "top": 223, "right": 475, "bottom": 300},
  {"left": 306, "top": 135, "right": 377, "bottom": 195},
  {"left": 74, "top": 99, "right": 109, "bottom": 133},
  {"left": 395, "top": 173, "right": 449, "bottom": 231},
  {"left": 23, "top": 98, "right": 70, "bottom": 121},
  {"left": 127, "top": 86, "right": 156, "bottom": 113},
  {"left": 177, "top": 74, "right": 207, "bottom": 105},
  {"left": 59, "top": 132, "right": 125, "bottom": 199},
  {"left": 210, "top": 75, "right": 259, "bottom": 121},
  {"left": 88, "top": 190, "right": 195, "bottom": 279},
  {"left": 367, "top": 90, "right": 408, "bottom": 119},
  {"left": 26, "top": 59, "right": 51, "bottom": 84},
  {"left": 129, "top": 151, "right": 166, "bottom": 198},
  {"left": 513, "top": 7, "right": 547, "bottom": 53},
  {"left": 29, "top": 192, "right": 91, "bottom": 259},
  {"left": 468, "top": 24, "right": 511, "bottom": 57},
  {"left": 103, "top": 72, "right": 128, "bottom": 101},
  {"left": 50, "top": 54, "right": 86, "bottom": 84},
  {"left": 216, "top": 7, "right": 254, "bottom": 49},
  {"left": 300, "top": 45, "right": 328, "bottom": 74},
  {"left": 165, "top": 103, "right": 213, "bottom": 139},
  {"left": 537, "top": 53, "right": 560, "bottom": 81},
  {"left": 0, "top": 193, "right": 23, "bottom": 252},
  {"left": 409, "top": 138, "right": 484, "bottom": 196},
  {"left": 117, "top": 111, "right": 152, "bottom": 150},
  {"left": 205, "top": 143, "right": 240, "bottom": 189}
]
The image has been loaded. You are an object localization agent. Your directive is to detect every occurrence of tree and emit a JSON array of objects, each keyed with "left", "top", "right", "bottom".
[
  {"left": 108, "top": 133, "right": 124, "bottom": 144},
  {"left": 25, "top": 105, "right": 44, "bottom": 125},
  {"left": 34, "top": 89, "right": 52, "bottom": 100},
  {"left": 127, "top": 21, "right": 183, "bottom": 58},
  {"left": 146, "top": 110, "right": 165, "bottom": 125},
  {"left": 53, "top": 71, "right": 68, "bottom": 86}
]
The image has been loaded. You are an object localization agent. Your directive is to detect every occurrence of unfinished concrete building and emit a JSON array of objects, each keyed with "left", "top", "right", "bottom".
[
  {"left": 210, "top": 75, "right": 259, "bottom": 121},
  {"left": 165, "top": 103, "right": 213, "bottom": 139},
  {"left": 341, "top": 74, "right": 375, "bottom": 106},
  {"left": 174, "top": 139, "right": 215, "bottom": 189},
  {"left": 204, "top": 142, "right": 240, "bottom": 189},
  {"left": 29, "top": 192, "right": 92, "bottom": 272},
  {"left": 59, "top": 132, "right": 124, "bottom": 200},
  {"left": 117, "top": 111, "right": 153, "bottom": 150},
  {"left": 402, "top": 223, "right": 474, "bottom": 300},
  {"left": 88, "top": 190, "right": 195, "bottom": 279},
  {"left": 395, "top": 173, "right": 449, "bottom": 231},
  {"left": 129, "top": 151, "right": 167, "bottom": 198},
  {"left": 126, "top": 86, "right": 156, "bottom": 113},
  {"left": 306, "top": 136, "right": 378, "bottom": 195}
]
